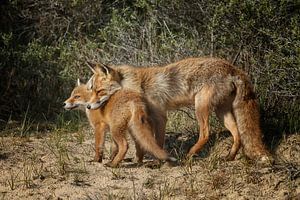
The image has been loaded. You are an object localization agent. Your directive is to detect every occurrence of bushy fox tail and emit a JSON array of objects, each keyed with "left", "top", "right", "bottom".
[
  {"left": 232, "top": 74, "right": 273, "bottom": 162},
  {"left": 129, "top": 103, "right": 177, "bottom": 162}
]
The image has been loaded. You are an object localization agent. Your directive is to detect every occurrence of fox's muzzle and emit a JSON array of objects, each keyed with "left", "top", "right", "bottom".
[
  {"left": 86, "top": 101, "right": 102, "bottom": 110},
  {"left": 87, "top": 95, "right": 110, "bottom": 110},
  {"left": 63, "top": 102, "right": 79, "bottom": 110}
]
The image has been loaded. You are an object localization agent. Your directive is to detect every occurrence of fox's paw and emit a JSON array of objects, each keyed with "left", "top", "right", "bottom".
[
  {"left": 92, "top": 155, "right": 103, "bottom": 163},
  {"left": 220, "top": 154, "right": 236, "bottom": 162},
  {"left": 186, "top": 152, "right": 195, "bottom": 158},
  {"left": 104, "top": 161, "right": 119, "bottom": 168}
]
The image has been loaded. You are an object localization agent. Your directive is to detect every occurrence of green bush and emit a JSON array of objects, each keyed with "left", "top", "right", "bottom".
[{"left": 0, "top": 0, "right": 299, "bottom": 133}]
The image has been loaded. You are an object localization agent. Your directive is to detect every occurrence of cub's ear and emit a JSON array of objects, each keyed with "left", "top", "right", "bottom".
[
  {"left": 77, "top": 78, "right": 81, "bottom": 86},
  {"left": 86, "top": 75, "right": 94, "bottom": 90}
]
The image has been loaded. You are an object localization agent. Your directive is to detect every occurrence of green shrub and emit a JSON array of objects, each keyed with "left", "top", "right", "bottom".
[{"left": 0, "top": 0, "right": 299, "bottom": 133}]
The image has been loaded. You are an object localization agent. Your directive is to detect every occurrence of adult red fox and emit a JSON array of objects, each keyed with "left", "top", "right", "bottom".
[{"left": 86, "top": 57, "right": 272, "bottom": 162}]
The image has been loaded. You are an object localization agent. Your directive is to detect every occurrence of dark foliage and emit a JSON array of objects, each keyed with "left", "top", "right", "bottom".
[{"left": 0, "top": 0, "right": 299, "bottom": 132}]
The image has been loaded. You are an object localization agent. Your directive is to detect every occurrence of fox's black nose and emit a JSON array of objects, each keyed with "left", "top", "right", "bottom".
[
  {"left": 63, "top": 102, "right": 66, "bottom": 107},
  {"left": 87, "top": 104, "right": 91, "bottom": 109}
]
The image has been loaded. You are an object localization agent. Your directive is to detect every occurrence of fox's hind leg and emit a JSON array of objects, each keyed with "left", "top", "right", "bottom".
[
  {"left": 106, "top": 127, "right": 128, "bottom": 167},
  {"left": 188, "top": 85, "right": 214, "bottom": 157},
  {"left": 110, "top": 140, "right": 118, "bottom": 161},
  {"left": 216, "top": 100, "right": 241, "bottom": 161}
]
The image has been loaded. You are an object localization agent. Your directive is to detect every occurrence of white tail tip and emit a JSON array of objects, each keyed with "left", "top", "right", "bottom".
[{"left": 167, "top": 157, "right": 177, "bottom": 162}]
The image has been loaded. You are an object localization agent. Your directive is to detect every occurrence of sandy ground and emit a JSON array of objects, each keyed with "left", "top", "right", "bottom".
[{"left": 0, "top": 127, "right": 299, "bottom": 200}]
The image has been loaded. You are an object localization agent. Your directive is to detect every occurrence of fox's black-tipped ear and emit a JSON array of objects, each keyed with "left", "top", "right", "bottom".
[
  {"left": 98, "top": 63, "right": 112, "bottom": 76},
  {"left": 86, "top": 61, "right": 112, "bottom": 76},
  {"left": 86, "top": 61, "right": 97, "bottom": 74},
  {"left": 77, "top": 78, "right": 81, "bottom": 86}
]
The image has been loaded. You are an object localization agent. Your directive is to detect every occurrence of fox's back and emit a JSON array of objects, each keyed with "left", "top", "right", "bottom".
[{"left": 114, "top": 57, "right": 243, "bottom": 109}]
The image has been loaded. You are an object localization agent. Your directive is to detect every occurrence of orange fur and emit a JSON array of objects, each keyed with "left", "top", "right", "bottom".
[
  {"left": 87, "top": 83, "right": 176, "bottom": 167},
  {"left": 64, "top": 82, "right": 107, "bottom": 162},
  {"left": 87, "top": 57, "right": 272, "bottom": 162}
]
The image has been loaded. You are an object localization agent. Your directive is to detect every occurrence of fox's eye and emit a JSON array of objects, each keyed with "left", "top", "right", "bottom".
[
  {"left": 96, "top": 89, "right": 106, "bottom": 96},
  {"left": 74, "top": 95, "right": 80, "bottom": 99}
]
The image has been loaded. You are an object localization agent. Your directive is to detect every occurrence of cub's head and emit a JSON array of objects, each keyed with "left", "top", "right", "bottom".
[
  {"left": 63, "top": 79, "right": 91, "bottom": 110},
  {"left": 86, "top": 80, "right": 121, "bottom": 110}
]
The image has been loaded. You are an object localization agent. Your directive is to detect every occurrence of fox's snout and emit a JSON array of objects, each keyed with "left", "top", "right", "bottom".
[
  {"left": 63, "top": 101, "right": 68, "bottom": 109},
  {"left": 63, "top": 101, "right": 71, "bottom": 110},
  {"left": 63, "top": 101, "right": 80, "bottom": 110},
  {"left": 86, "top": 102, "right": 100, "bottom": 110},
  {"left": 88, "top": 95, "right": 111, "bottom": 110}
]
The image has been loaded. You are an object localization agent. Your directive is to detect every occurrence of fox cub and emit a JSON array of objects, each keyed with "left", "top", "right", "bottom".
[
  {"left": 63, "top": 79, "right": 108, "bottom": 162},
  {"left": 86, "top": 81, "right": 176, "bottom": 167}
]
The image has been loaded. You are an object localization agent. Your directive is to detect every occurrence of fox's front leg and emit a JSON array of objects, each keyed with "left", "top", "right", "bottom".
[{"left": 94, "top": 122, "right": 107, "bottom": 162}]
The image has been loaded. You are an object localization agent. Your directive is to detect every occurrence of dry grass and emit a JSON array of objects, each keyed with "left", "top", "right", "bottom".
[{"left": 0, "top": 125, "right": 299, "bottom": 200}]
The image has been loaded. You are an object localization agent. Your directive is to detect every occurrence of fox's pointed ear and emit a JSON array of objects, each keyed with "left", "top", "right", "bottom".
[
  {"left": 86, "top": 75, "right": 94, "bottom": 90},
  {"left": 86, "top": 61, "right": 97, "bottom": 74},
  {"left": 86, "top": 61, "right": 112, "bottom": 76},
  {"left": 77, "top": 78, "right": 81, "bottom": 86},
  {"left": 98, "top": 63, "right": 112, "bottom": 76}
]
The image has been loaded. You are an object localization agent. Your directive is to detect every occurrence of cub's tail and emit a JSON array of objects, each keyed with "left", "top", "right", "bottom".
[{"left": 129, "top": 102, "right": 177, "bottom": 163}]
